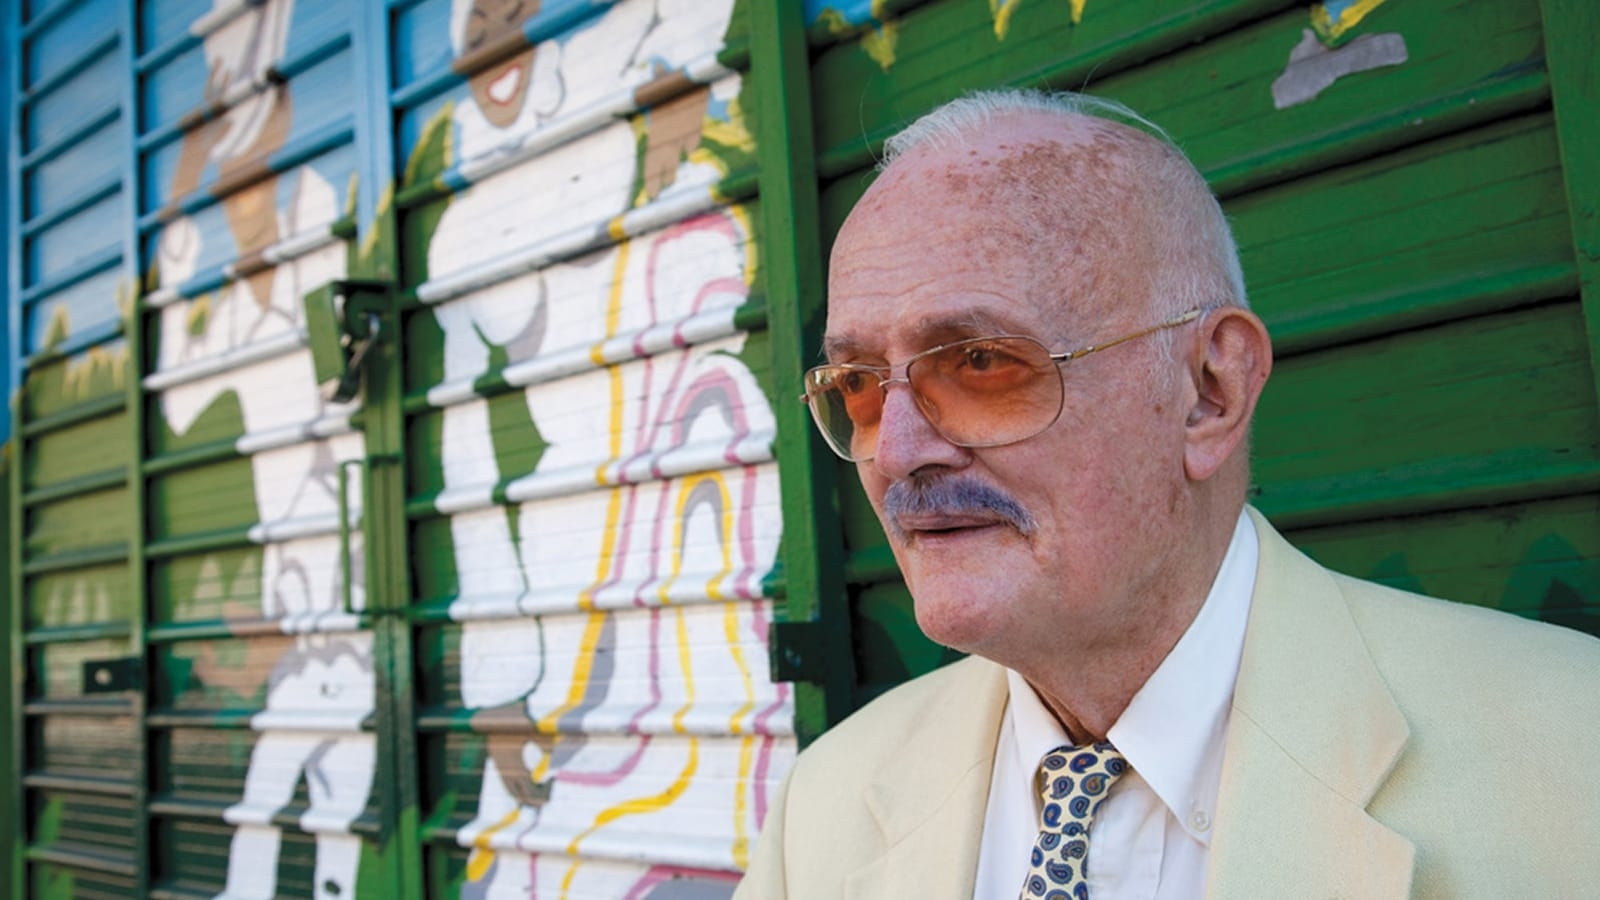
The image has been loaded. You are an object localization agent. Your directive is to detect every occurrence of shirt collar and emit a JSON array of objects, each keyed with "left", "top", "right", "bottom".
[{"left": 1005, "top": 510, "right": 1259, "bottom": 845}]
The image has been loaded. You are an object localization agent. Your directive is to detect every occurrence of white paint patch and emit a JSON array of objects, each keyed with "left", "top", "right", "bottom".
[{"left": 1271, "top": 28, "right": 1408, "bottom": 110}]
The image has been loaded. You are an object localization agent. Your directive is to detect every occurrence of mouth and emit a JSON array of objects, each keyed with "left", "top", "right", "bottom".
[
  {"left": 892, "top": 513, "right": 1011, "bottom": 542},
  {"left": 487, "top": 64, "right": 523, "bottom": 105}
]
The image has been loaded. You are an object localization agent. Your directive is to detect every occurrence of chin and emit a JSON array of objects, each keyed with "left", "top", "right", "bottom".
[{"left": 909, "top": 582, "right": 1009, "bottom": 657}]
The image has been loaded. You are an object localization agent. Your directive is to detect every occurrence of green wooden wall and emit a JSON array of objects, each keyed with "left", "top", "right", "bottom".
[{"left": 798, "top": 0, "right": 1600, "bottom": 712}]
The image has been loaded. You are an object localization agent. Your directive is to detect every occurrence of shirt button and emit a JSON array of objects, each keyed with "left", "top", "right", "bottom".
[{"left": 1191, "top": 810, "right": 1211, "bottom": 832}]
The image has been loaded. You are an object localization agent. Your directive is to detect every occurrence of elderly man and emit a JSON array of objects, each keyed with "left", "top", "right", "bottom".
[{"left": 736, "top": 90, "right": 1600, "bottom": 899}]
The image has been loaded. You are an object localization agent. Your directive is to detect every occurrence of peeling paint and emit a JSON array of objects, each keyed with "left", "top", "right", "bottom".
[
  {"left": 861, "top": 21, "right": 900, "bottom": 70},
  {"left": 1271, "top": 28, "right": 1408, "bottom": 110},
  {"left": 1311, "top": 0, "right": 1391, "bottom": 45},
  {"left": 991, "top": 0, "right": 1022, "bottom": 39}
]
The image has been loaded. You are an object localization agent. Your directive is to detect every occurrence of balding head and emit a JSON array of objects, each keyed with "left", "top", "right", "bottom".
[
  {"left": 820, "top": 92, "right": 1272, "bottom": 723},
  {"left": 856, "top": 90, "right": 1246, "bottom": 344}
]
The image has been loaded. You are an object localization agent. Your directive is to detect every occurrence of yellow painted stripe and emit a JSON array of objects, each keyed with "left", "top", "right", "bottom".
[
  {"left": 538, "top": 610, "right": 608, "bottom": 733},
  {"left": 725, "top": 599, "right": 754, "bottom": 736},
  {"left": 670, "top": 607, "right": 696, "bottom": 734},
  {"left": 542, "top": 238, "right": 633, "bottom": 729},
  {"left": 464, "top": 806, "right": 523, "bottom": 882},
  {"left": 727, "top": 204, "right": 757, "bottom": 290},
  {"left": 562, "top": 737, "right": 703, "bottom": 861},
  {"left": 732, "top": 734, "right": 755, "bottom": 870}
]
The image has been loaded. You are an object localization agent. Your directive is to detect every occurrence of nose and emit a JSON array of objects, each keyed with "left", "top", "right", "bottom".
[{"left": 869, "top": 379, "right": 971, "bottom": 480}]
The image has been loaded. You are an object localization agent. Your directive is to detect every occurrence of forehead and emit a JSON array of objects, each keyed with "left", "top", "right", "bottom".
[{"left": 825, "top": 115, "right": 1151, "bottom": 355}]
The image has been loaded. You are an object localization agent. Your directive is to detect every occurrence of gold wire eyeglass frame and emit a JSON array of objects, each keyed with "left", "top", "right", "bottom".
[{"left": 800, "top": 307, "right": 1204, "bottom": 461}]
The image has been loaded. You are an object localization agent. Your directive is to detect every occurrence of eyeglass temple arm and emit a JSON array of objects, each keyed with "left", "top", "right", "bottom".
[{"left": 1050, "top": 307, "right": 1203, "bottom": 362}]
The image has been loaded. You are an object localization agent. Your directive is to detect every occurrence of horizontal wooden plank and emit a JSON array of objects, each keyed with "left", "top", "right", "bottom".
[
  {"left": 20, "top": 350, "right": 127, "bottom": 424},
  {"left": 1236, "top": 112, "right": 1574, "bottom": 353},
  {"left": 146, "top": 455, "right": 258, "bottom": 540},
  {"left": 24, "top": 406, "right": 129, "bottom": 491},
  {"left": 811, "top": 0, "right": 1290, "bottom": 174},
  {"left": 23, "top": 564, "right": 135, "bottom": 632},
  {"left": 1105, "top": 0, "right": 1550, "bottom": 197},
  {"left": 1254, "top": 300, "right": 1600, "bottom": 525},
  {"left": 23, "top": 487, "right": 131, "bottom": 560},
  {"left": 1284, "top": 493, "right": 1600, "bottom": 637}
]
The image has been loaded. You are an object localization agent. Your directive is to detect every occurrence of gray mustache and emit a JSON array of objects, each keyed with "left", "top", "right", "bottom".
[{"left": 883, "top": 475, "right": 1036, "bottom": 539}]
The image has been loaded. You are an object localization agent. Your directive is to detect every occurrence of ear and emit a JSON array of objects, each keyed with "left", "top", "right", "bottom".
[{"left": 1182, "top": 307, "right": 1273, "bottom": 482}]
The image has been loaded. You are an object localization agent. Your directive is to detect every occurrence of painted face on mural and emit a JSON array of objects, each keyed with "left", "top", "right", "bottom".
[
  {"left": 458, "top": 0, "right": 543, "bottom": 129},
  {"left": 825, "top": 114, "right": 1197, "bottom": 669}
]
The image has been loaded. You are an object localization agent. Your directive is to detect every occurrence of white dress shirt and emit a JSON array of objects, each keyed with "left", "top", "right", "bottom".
[{"left": 974, "top": 512, "right": 1259, "bottom": 900}]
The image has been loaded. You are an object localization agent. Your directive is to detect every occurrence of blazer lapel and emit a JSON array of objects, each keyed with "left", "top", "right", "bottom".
[
  {"left": 1205, "top": 509, "right": 1415, "bottom": 898},
  {"left": 846, "top": 657, "right": 1009, "bottom": 900}
]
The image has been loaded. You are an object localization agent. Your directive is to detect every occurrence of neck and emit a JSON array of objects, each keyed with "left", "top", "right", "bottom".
[{"left": 1022, "top": 500, "right": 1242, "bottom": 744}]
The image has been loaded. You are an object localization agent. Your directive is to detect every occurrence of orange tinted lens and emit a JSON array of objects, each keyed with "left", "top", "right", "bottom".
[
  {"left": 909, "top": 337, "right": 1061, "bottom": 445},
  {"left": 805, "top": 366, "right": 884, "bottom": 460}
]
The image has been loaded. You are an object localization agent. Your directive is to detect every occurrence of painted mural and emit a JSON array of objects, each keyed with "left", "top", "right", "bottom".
[
  {"left": 146, "top": 1, "right": 373, "bottom": 897},
  {"left": 404, "top": 0, "right": 792, "bottom": 895}
]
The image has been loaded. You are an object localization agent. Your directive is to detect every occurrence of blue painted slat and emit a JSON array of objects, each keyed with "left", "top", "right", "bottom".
[
  {"left": 23, "top": 52, "right": 121, "bottom": 153},
  {"left": 25, "top": 193, "right": 127, "bottom": 288},
  {"left": 389, "top": 0, "right": 612, "bottom": 109},
  {"left": 19, "top": 32, "right": 120, "bottom": 106},
  {"left": 138, "top": 118, "right": 355, "bottom": 229},
  {"left": 20, "top": 247, "right": 121, "bottom": 307},
  {"left": 22, "top": 268, "right": 123, "bottom": 357},
  {"left": 23, "top": 320, "right": 125, "bottom": 369},
  {"left": 147, "top": 260, "right": 232, "bottom": 304},
  {"left": 20, "top": 107, "right": 121, "bottom": 173},
  {"left": 22, "top": 178, "right": 121, "bottom": 238},
  {"left": 18, "top": 0, "right": 76, "bottom": 39},
  {"left": 137, "top": 0, "right": 212, "bottom": 56},
  {"left": 281, "top": 0, "right": 351, "bottom": 63},
  {"left": 24, "top": 0, "right": 118, "bottom": 89},
  {"left": 804, "top": 0, "right": 881, "bottom": 28},
  {"left": 140, "top": 32, "right": 352, "bottom": 148},
  {"left": 25, "top": 119, "right": 123, "bottom": 222}
]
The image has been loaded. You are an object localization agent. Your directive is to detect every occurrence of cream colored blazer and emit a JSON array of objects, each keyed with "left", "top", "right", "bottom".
[{"left": 736, "top": 508, "right": 1600, "bottom": 898}]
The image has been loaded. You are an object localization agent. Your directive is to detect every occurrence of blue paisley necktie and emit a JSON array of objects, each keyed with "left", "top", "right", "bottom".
[{"left": 1019, "top": 741, "right": 1128, "bottom": 900}]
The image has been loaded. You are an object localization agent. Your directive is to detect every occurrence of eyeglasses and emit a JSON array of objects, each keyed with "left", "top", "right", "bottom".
[{"left": 801, "top": 308, "right": 1203, "bottom": 461}]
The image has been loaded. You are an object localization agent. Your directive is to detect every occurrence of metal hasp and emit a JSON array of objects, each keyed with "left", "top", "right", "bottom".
[
  {"left": 304, "top": 279, "right": 394, "bottom": 403},
  {"left": 769, "top": 620, "right": 832, "bottom": 684}
]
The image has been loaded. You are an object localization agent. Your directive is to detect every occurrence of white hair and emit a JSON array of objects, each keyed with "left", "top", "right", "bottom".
[{"left": 879, "top": 88, "right": 1249, "bottom": 336}]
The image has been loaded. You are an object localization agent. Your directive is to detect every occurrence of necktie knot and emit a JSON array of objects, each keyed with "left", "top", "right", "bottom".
[{"left": 1022, "top": 741, "right": 1127, "bottom": 899}]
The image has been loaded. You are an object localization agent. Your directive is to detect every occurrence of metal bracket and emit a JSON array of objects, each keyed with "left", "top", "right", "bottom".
[
  {"left": 303, "top": 279, "right": 393, "bottom": 403},
  {"left": 82, "top": 657, "right": 142, "bottom": 694}
]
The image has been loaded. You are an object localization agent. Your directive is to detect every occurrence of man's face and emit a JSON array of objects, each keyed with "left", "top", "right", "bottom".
[{"left": 824, "top": 116, "right": 1194, "bottom": 665}]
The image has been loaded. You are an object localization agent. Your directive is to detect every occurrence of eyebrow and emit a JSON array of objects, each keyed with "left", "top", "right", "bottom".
[{"left": 822, "top": 308, "right": 1037, "bottom": 361}]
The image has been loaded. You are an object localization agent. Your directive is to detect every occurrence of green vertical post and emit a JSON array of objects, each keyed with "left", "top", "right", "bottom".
[
  {"left": 2, "top": 439, "right": 16, "bottom": 900},
  {"left": 747, "top": 0, "right": 857, "bottom": 743},
  {"left": 1539, "top": 0, "right": 1600, "bottom": 409},
  {"left": 119, "top": 0, "right": 152, "bottom": 892},
  {"left": 349, "top": 2, "right": 424, "bottom": 894}
]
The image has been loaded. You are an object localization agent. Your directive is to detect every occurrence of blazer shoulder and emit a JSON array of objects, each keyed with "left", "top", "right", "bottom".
[
  {"left": 1339, "top": 573, "right": 1600, "bottom": 665},
  {"left": 788, "top": 655, "right": 1005, "bottom": 787},
  {"left": 1335, "top": 572, "right": 1600, "bottom": 721}
]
